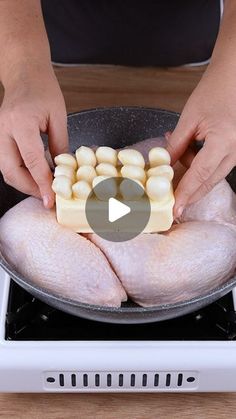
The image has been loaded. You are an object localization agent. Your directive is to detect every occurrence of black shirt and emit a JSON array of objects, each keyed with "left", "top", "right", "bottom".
[{"left": 41, "top": 0, "right": 221, "bottom": 66}]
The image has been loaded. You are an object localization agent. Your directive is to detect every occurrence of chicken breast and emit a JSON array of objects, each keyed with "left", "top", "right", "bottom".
[
  {"left": 89, "top": 221, "right": 236, "bottom": 306},
  {"left": 0, "top": 197, "right": 127, "bottom": 307}
]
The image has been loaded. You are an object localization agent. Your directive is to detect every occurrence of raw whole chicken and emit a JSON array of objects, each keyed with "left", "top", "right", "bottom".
[{"left": 1, "top": 138, "right": 236, "bottom": 307}]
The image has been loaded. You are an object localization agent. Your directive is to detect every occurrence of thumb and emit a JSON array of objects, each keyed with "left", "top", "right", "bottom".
[
  {"left": 48, "top": 110, "right": 69, "bottom": 160},
  {"left": 166, "top": 113, "right": 196, "bottom": 165}
]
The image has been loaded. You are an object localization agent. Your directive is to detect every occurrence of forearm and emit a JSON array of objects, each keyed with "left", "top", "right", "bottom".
[
  {"left": 205, "top": 0, "right": 236, "bottom": 74},
  {"left": 0, "top": 0, "right": 52, "bottom": 87}
]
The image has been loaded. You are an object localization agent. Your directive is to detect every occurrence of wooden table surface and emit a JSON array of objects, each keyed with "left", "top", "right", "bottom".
[{"left": 0, "top": 64, "right": 236, "bottom": 418}]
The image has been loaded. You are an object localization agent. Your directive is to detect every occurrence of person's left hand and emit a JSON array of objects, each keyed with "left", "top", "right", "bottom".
[{"left": 166, "top": 66, "right": 236, "bottom": 218}]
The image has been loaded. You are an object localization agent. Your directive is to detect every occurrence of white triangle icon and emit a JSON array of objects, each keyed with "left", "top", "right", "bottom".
[{"left": 108, "top": 198, "right": 131, "bottom": 223}]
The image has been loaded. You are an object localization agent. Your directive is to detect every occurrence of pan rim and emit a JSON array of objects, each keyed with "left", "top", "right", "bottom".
[{"left": 67, "top": 105, "right": 181, "bottom": 119}]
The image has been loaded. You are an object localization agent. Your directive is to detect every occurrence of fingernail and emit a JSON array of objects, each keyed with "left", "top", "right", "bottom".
[
  {"left": 43, "top": 195, "right": 52, "bottom": 209},
  {"left": 175, "top": 205, "right": 184, "bottom": 218}
]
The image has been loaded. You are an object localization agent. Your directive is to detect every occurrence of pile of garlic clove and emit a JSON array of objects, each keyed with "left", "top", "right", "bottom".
[{"left": 52, "top": 145, "right": 173, "bottom": 203}]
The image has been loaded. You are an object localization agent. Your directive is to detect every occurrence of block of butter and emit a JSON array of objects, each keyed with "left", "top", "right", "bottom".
[{"left": 52, "top": 145, "right": 175, "bottom": 233}]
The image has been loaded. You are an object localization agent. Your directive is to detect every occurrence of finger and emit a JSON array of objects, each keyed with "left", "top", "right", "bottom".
[
  {"left": 187, "top": 154, "right": 235, "bottom": 205},
  {"left": 179, "top": 146, "right": 196, "bottom": 168},
  {"left": 0, "top": 137, "right": 40, "bottom": 197},
  {"left": 166, "top": 115, "right": 196, "bottom": 165},
  {"left": 48, "top": 110, "right": 69, "bottom": 159},
  {"left": 166, "top": 133, "right": 199, "bottom": 169},
  {"left": 174, "top": 140, "right": 227, "bottom": 217},
  {"left": 15, "top": 127, "right": 54, "bottom": 208}
]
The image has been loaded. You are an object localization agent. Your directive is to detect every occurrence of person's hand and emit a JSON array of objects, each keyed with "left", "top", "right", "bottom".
[
  {"left": 166, "top": 66, "right": 236, "bottom": 218},
  {"left": 0, "top": 65, "right": 68, "bottom": 208}
]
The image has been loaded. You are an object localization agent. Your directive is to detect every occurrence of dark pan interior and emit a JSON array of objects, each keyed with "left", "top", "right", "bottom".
[{"left": 1, "top": 106, "right": 236, "bottom": 324}]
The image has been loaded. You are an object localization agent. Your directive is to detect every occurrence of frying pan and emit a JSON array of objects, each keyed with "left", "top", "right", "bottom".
[{"left": 1, "top": 106, "right": 236, "bottom": 324}]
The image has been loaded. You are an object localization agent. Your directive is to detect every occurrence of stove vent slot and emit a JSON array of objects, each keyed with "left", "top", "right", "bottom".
[
  {"left": 177, "top": 373, "right": 183, "bottom": 387},
  {"left": 83, "top": 374, "right": 88, "bottom": 387},
  {"left": 107, "top": 374, "right": 112, "bottom": 387},
  {"left": 71, "top": 374, "right": 76, "bottom": 387},
  {"left": 154, "top": 374, "right": 159, "bottom": 387},
  {"left": 44, "top": 371, "right": 198, "bottom": 390},
  {"left": 59, "top": 374, "right": 64, "bottom": 387}
]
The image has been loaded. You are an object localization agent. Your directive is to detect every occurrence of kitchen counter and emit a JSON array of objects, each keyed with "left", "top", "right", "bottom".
[
  {"left": 0, "top": 392, "right": 234, "bottom": 418},
  {"left": 0, "top": 64, "right": 235, "bottom": 418}
]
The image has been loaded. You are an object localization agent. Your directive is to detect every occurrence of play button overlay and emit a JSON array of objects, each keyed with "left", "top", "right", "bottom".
[
  {"left": 85, "top": 177, "right": 151, "bottom": 242},
  {"left": 108, "top": 198, "right": 131, "bottom": 222}
]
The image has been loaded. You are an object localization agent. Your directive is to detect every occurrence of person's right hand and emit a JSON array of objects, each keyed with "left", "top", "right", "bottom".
[{"left": 0, "top": 64, "right": 68, "bottom": 208}]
